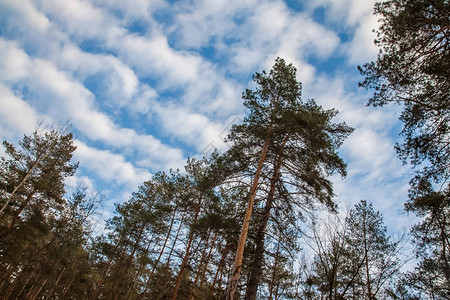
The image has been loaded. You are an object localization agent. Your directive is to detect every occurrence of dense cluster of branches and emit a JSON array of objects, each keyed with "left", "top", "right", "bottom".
[{"left": 360, "top": 0, "right": 450, "bottom": 298}]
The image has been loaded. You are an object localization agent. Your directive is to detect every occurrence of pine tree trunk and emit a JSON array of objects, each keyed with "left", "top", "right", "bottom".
[
  {"left": 92, "top": 237, "right": 123, "bottom": 300},
  {"left": 6, "top": 191, "right": 36, "bottom": 230},
  {"left": 165, "top": 214, "right": 184, "bottom": 268},
  {"left": 195, "top": 231, "right": 218, "bottom": 298},
  {"left": 19, "top": 270, "right": 36, "bottom": 299},
  {"left": 30, "top": 279, "right": 47, "bottom": 300},
  {"left": 0, "top": 262, "right": 15, "bottom": 291},
  {"left": 440, "top": 214, "right": 450, "bottom": 283},
  {"left": 112, "top": 222, "right": 146, "bottom": 299},
  {"left": 225, "top": 125, "right": 273, "bottom": 300},
  {"left": 26, "top": 284, "right": 36, "bottom": 299},
  {"left": 268, "top": 242, "right": 280, "bottom": 300},
  {"left": 62, "top": 272, "right": 77, "bottom": 297},
  {"left": 0, "top": 191, "right": 36, "bottom": 240},
  {"left": 108, "top": 247, "right": 129, "bottom": 300},
  {"left": 171, "top": 198, "right": 202, "bottom": 300},
  {"left": 209, "top": 241, "right": 229, "bottom": 298},
  {"left": 149, "top": 214, "right": 185, "bottom": 298},
  {"left": 188, "top": 233, "right": 211, "bottom": 300},
  {"left": 274, "top": 282, "right": 280, "bottom": 300},
  {"left": 16, "top": 274, "right": 31, "bottom": 299},
  {"left": 44, "top": 266, "right": 66, "bottom": 300},
  {"left": 3, "top": 269, "right": 23, "bottom": 299},
  {"left": 245, "top": 136, "right": 288, "bottom": 300},
  {"left": 127, "top": 234, "right": 157, "bottom": 299},
  {"left": 142, "top": 208, "right": 178, "bottom": 298},
  {"left": 363, "top": 213, "right": 372, "bottom": 300},
  {"left": 244, "top": 197, "right": 272, "bottom": 299}
]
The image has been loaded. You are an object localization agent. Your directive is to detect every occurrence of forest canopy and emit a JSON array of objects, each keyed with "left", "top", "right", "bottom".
[{"left": 0, "top": 0, "right": 449, "bottom": 297}]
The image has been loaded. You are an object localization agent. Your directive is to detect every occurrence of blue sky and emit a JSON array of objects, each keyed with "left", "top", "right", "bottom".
[{"left": 0, "top": 0, "right": 415, "bottom": 231}]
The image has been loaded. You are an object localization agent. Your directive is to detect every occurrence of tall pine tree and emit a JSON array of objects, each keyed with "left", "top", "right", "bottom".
[{"left": 225, "top": 58, "right": 352, "bottom": 299}]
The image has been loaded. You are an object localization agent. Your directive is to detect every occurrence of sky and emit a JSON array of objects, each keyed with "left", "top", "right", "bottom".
[{"left": 0, "top": 0, "right": 416, "bottom": 232}]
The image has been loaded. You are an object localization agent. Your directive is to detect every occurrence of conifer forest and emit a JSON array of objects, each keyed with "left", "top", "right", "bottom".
[{"left": 0, "top": 1, "right": 449, "bottom": 299}]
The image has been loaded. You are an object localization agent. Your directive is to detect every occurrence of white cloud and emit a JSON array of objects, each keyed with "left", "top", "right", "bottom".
[
  {"left": 222, "top": 1, "right": 341, "bottom": 74},
  {"left": 92, "top": 0, "right": 167, "bottom": 21},
  {"left": 303, "top": 0, "right": 379, "bottom": 64},
  {"left": 74, "top": 140, "right": 151, "bottom": 189},
  {"left": 54, "top": 44, "right": 140, "bottom": 106},
  {"left": 38, "top": 0, "right": 242, "bottom": 118},
  {"left": 64, "top": 175, "right": 96, "bottom": 196},
  {"left": 38, "top": 0, "right": 123, "bottom": 41},
  {"left": 304, "top": 0, "right": 375, "bottom": 27},
  {"left": 153, "top": 102, "right": 231, "bottom": 152},
  {"left": 0, "top": 38, "right": 184, "bottom": 172},
  {"left": 344, "top": 13, "right": 379, "bottom": 64},
  {"left": 30, "top": 57, "right": 184, "bottom": 169},
  {"left": 170, "top": 0, "right": 247, "bottom": 49},
  {"left": 0, "top": 83, "right": 39, "bottom": 139},
  {"left": 0, "top": 39, "right": 30, "bottom": 82},
  {"left": 344, "top": 128, "right": 396, "bottom": 177},
  {"left": 118, "top": 34, "right": 204, "bottom": 87},
  {"left": 0, "top": 0, "right": 50, "bottom": 33},
  {"left": 299, "top": 69, "right": 412, "bottom": 232}
]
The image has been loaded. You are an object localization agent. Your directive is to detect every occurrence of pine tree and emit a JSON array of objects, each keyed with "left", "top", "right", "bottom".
[
  {"left": 396, "top": 191, "right": 450, "bottom": 299},
  {"left": 0, "top": 128, "right": 102, "bottom": 299},
  {"left": 91, "top": 172, "right": 175, "bottom": 300},
  {"left": 306, "top": 201, "right": 404, "bottom": 300},
  {"left": 225, "top": 58, "right": 352, "bottom": 300},
  {"left": 359, "top": 1, "right": 450, "bottom": 297}
]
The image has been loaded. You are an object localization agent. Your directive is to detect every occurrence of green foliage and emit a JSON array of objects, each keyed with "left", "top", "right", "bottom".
[
  {"left": 224, "top": 58, "right": 352, "bottom": 299},
  {"left": 229, "top": 58, "right": 353, "bottom": 209},
  {"left": 0, "top": 128, "right": 99, "bottom": 299},
  {"left": 303, "top": 201, "right": 403, "bottom": 300},
  {"left": 360, "top": 1, "right": 450, "bottom": 297},
  {"left": 359, "top": 0, "right": 450, "bottom": 197}
]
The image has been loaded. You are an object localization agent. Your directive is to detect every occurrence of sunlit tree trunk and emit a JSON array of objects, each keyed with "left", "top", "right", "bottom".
[
  {"left": 225, "top": 125, "right": 272, "bottom": 300},
  {"left": 148, "top": 214, "right": 185, "bottom": 298},
  {"left": 190, "top": 231, "right": 218, "bottom": 300},
  {"left": 30, "top": 279, "right": 47, "bottom": 300},
  {"left": 16, "top": 274, "right": 31, "bottom": 299},
  {"left": 111, "top": 223, "right": 146, "bottom": 300},
  {"left": 0, "top": 148, "right": 52, "bottom": 216},
  {"left": 363, "top": 212, "right": 373, "bottom": 300},
  {"left": 165, "top": 214, "right": 184, "bottom": 268},
  {"left": 45, "top": 266, "right": 66, "bottom": 300},
  {"left": 147, "top": 208, "right": 177, "bottom": 280},
  {"left": 245, "top": 136, "right": 288, "bottom": 300},
  {"left": 62, "top": 272, "right": 77, "bottom": 298},
  {"left": 127, "top": 234, "right": 158, "bottom": 300}
]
